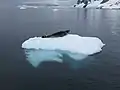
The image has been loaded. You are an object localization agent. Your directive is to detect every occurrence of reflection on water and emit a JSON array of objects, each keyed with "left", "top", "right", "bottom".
[{"left": 24, "top": 49, "right": 87, "bottom": 68}]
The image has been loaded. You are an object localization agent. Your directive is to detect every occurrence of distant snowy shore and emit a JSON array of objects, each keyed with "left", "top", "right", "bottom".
[
  {"left": 74, "top": 0, "right": 120, "bottom": 9},
  {"left": 17, "top": 0, "right": 120, "bottom": 10}
]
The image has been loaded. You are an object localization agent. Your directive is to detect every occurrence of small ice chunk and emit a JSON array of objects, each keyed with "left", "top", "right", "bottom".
[
  {"left": 33, "top": 6, "right": 38, "bottom": 8},
  {"left": 53, "top": 9, "right": 59, "bottom": 11},
  {"left": 19, "top": 6, "right": 26, "bottom": 9}
]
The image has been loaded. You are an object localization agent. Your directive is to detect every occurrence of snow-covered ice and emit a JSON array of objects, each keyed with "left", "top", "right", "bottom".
[
  {"left": 74, "top": 0, "right": 102, "bottom": 8},
  {"left": 98, "top": 0, "right": 120, "bottom": 9},
  {"left": 74, "top": 0, "right": 120, "bottom": 9},
  {"left": 22, "top": 34, "right": 105, "bottom": 55}
]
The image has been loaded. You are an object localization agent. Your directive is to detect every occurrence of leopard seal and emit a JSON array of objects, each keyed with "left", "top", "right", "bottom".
[{"left": 42, "top": 30, "right": 70, "bottom": 38}]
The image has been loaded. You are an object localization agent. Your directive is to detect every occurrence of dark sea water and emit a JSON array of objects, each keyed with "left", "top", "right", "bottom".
[{"left": 1, "top": 4, "right": 120, "bottom": 90}]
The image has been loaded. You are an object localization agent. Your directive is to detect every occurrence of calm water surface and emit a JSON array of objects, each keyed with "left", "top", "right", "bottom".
[{"left": 0, "top": 6, "right": 120, "bottom": 90}]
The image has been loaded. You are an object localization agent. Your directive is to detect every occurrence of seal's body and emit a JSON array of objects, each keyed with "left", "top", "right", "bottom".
[{"left": 42, "top": 30, "right": 70, "bottom": 38}]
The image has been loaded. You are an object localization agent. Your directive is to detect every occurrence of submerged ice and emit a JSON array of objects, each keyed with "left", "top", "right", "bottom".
[{"left": 25, "top": 49, "right": 87, "bottom": 67}]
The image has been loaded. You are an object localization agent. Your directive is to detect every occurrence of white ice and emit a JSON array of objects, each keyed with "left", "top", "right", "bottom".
[
  {"left": 18, "top": 5, "right": 38, "bottom": 9},
  {"left": 22, "top": 34, "right": 105, "bottom": 55},
  {"left": 19, "top": 6, "right": 26, "bottom": 9}
]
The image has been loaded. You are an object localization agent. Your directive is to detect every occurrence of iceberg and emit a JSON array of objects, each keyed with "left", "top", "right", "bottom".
[
  {"left": 22, "top": 34, "right": 105, "bottom": 67},
  {"left": 22, "top": 34, "right": 105, "bottom": 55}
]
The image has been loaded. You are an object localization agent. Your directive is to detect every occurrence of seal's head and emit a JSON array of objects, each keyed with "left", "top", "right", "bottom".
[
  {"left": 65, "top": 30, "right": 70, "bottom": 33},
  {"left": 42, "top": 35, "right": 47, "bottom": 38}
]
